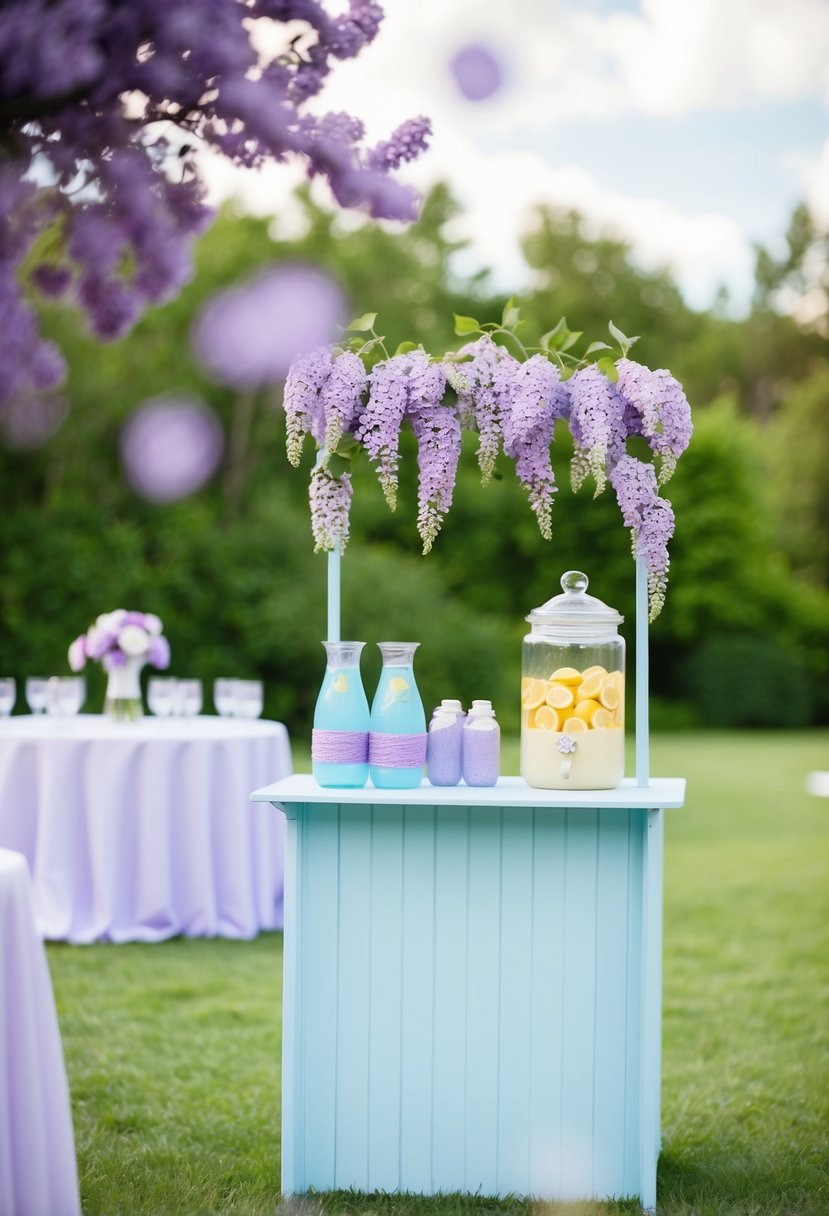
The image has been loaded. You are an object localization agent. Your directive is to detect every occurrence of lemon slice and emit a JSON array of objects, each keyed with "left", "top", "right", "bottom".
[
  {"left": 573, "top": 698, "right": 602, "bottom": 724},
  {"left": 546, "top": 684, "right": 575, "bottom": 710},
  {"left": 599, "top": 684, "right": 619, "bottom": 710},
  {"left": 604, "top": 671, "right": 623, "bottom": 690},
  {"left": 533, "top": 705, "right": 560, "bottom": 731},
  {"left": 576, "top": 672, "right": 604, "bottom": 700},
  {"left": 521, "top": 678, "right": 549, "bottom": 709},
  {"left": 388, "top": 676, "right": 410, "bottom": 696},
  {"left": 332, "top": 674, "right": 349, "bottom": 693},
  {"left": 581, "top": 665, "right": 608, "bottom": 682},
  {"left": 561, "top": 716, "right": 588, "bottom": 733},
  {"left": 591, "top": 707, "right": 614, "bottom": 729},
  {"left": 550, "top": 666, "right": 581, "bottom": 685}
]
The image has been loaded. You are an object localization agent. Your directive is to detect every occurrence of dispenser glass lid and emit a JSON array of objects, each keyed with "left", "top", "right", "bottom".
[{"left": 526, "top": 570, "right": 623, "bottom": 627}]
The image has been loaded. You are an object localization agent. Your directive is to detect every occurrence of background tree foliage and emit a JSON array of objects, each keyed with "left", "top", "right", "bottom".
[{"left": 2, "top": 185, "right": 828, "bottom": 734}]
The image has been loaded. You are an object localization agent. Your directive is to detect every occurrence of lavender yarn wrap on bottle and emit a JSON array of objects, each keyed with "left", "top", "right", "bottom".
[
  {"left": 368, "top": 732, "right": 427, "bottom": 768},
  {"left": 312, "top": 729, "right": 369, "bottom": 765}
]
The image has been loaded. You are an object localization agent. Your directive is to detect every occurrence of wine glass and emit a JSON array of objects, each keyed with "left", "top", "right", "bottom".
[
  {"left": 25, "top": 677, "right": 48, "bottom": 715},
  {"left": 0, "top": 678, "right": 15, "bottom": 717},
  {"left": 235, "top": 679, "right": 264, "bottom": 720},
  {"left": 59, "top": 677, "right": 86, "bottom": 716},
  {"left": 213, "top": 678, "right": 237, "bottom": 717},
  {"left": 179, "top": 679, "right": 203, "bottom": 717},
  {"left": 148, "top": 677, "right": 175, "bottom": 717},
  {"left": 45, "top": 676, "right": 62, "bottom": 715}
]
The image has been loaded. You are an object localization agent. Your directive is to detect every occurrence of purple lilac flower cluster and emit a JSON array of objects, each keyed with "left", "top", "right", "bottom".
[
  {"left": 447, "top": 335, "right": 515, "bottom": 484},
  {"left": 309, "top": 466, "right": 353, "bottom": 553},
  {"left": 615, "top": 360, "right": 693, "bottom": 485},
  {"left": 609, "top": 457, "right": 675, "bottom": 620},
  {"left": 568, "top": 364, "right": 626, "bottom": 497},
  {"left": 68, "top": 610, "right": 171, "bottom": 674},
  {"left": 503, "top": 354, "right": 569, "bottom": 540},
  {"left": 0, "top": 0, "right": 430, "bottom": 411}
]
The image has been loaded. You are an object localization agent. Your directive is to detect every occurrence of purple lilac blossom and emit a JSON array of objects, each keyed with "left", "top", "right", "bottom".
[
  {"left": 450, "top": 44, "right": 503, "bottom": 101},
  {"left": 0, "top": 0, "right": 430, "bottom": 412},
  {"left": 356, "top": 350, "right": 417, "bottom": 508},
  {"left": 366, "top": 117, "right": 431, "bottom": 172},
  {"left": 309, "top": 466, "right": 353, "bottom": 552},
  {"left": 568, "top": 365, "right": 627, "bottom": 496},
  {"left": 283, "top": 348, "right": 334, "bottom": 466},
  {"left": 615, "top": 359, "right": 693, "bottom": 485},
  {"left": 609, "top": 455, "right": 675, "bottom": 621},
  {"left": 146, "top": 635, "right": 171, "bottom": 669},
  {"left": 120, "top": 397, "right": 224, "bottom": 502},
  {"left": 503, "top": 355, "right": 568, "bottom": 540},
  {"left": 321, "top": 351, "right": 367, "bottom": 451},
  {"left": 407, "top": 366, "right": 458, "bottom": 553},
  {"left": 447, "top": 335, "right": 518, "bottom": 484}
]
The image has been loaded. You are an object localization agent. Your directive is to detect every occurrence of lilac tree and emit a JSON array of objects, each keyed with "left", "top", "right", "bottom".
[{"left": 0, "top": 0, "right": 430, "bottom": 407}]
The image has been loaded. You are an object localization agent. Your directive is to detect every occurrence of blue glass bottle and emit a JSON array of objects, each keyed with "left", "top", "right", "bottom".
[
  {"left": 312, "top": 641, "right": 370, "bottom": 788},
  {"left": 369, "top": 642, "right": 426, "bottom": 789}
]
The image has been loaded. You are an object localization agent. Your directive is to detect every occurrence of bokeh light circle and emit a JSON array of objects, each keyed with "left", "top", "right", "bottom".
[
  {"left": 450, "top": 44, "right": 503, "bottom": 101},
  {"left": 120, "top": 395, "right": 224, "bottom": 503}
]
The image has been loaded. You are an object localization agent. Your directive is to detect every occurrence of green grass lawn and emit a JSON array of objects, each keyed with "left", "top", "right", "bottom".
[{"left": 46, "top": 731, "right": 829, "bottom": 1215}]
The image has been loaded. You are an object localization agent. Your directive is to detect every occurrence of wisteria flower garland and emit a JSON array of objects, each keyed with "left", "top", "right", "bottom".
[{"left": 281, "top": 317, "right": 692, "bottom": 619}]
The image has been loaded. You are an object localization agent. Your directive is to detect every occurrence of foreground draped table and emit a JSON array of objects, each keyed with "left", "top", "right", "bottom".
[
  {"left": 0, "top": 715, "right": 291, "bottom": 943},
  {"left": 0, "top": 848, "right": 81, "bottom": 1216}
]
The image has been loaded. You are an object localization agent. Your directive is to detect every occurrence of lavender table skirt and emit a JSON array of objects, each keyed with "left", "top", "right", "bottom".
[
  {"left": 0, "top": 848, "right": 81, "bottom": 1216},
  {"left": 0, "top": 716, "right": 291, "bottom": 944}
]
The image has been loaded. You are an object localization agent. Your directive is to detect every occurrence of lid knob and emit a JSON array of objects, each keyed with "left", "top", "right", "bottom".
[{"left": 561, "top": 570, "right": 589, "bottom": 595}]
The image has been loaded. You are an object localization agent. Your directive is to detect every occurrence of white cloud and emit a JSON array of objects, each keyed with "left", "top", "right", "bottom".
[
  {"left": 201, "top": 0, "right": 819, "bottom": 311},
  {"left": 799, "top": 137, "right": 829, "bottom": 227}
]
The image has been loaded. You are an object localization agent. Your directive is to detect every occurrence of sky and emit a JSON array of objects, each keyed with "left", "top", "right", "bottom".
[{"left": 203, "top": 0, "right": 829, "bottom": 315}]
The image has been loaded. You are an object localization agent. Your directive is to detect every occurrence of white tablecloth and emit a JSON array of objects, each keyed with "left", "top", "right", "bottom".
[
  {"left": 0, "top": 848, "right": 81, "bottom": 1216},
  {"left": 0, "top": 716, "right": 291, "bottom": 943}
]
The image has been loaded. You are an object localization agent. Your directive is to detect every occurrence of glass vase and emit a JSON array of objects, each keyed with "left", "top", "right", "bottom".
[
  {"left": 369, "top": 642, "right": 426, "bottom": 789},
  {"left": 312, "top": 642, "right": 370, "bottom": 788},
  {"left": 104, "top": 656, "right": 145, "bottom": 722}
]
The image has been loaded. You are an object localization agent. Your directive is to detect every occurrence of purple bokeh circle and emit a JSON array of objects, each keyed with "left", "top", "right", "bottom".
[
  {"left": 192, "top": 262, "right": 347, "bottom": 389},
  {"left": 120, "top": 395, "right": 224, "bottom": 503},
  {"left": 450, "top": 44, "right": 503, "bottom": 101}
]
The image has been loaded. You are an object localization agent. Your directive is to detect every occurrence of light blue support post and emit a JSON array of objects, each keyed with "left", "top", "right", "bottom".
[
  {"left": 327, "top": 546, "right": 341, "bottom": 643},
  {"left": 635, "top": 555, "right": 650, "bottom": 788}
]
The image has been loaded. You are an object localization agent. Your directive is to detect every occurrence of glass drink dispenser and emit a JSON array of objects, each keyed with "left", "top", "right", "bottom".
[{"left": 520, "top": 570, "right": 625, "bottom": 790}]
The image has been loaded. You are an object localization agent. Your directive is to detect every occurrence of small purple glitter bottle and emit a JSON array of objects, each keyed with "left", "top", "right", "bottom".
[
  {"left": 427, "top": 699, "right": 464, "bottom": 786},
  {"left": 462, "top": 700, "right": 500, "bottom": 787}
]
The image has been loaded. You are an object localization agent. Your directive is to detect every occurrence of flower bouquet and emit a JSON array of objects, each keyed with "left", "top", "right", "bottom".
[{"left": 68, "top": 610, "right": 171, "bottom": 721}]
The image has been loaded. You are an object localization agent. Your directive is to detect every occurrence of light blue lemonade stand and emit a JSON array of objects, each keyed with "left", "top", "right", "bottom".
[{"left": 251, "top": 555, "right": 686, "bottom": 1211}]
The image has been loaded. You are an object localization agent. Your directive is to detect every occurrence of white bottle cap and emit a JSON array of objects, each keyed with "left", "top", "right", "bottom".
[
  {"left": 440, "top": 698, "right": 463, "bottom": 713},
  {"left": 469, "top": 699, "right": 495, "bottom": 717}
]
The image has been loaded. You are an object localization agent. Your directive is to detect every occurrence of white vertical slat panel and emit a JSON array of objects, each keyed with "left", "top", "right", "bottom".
[
  {"left": 399, "top": 805, "right": 437, "bottom": 1191},
  {"left": 367, "top": 805, "right": 405, "bottom": 1190}
]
